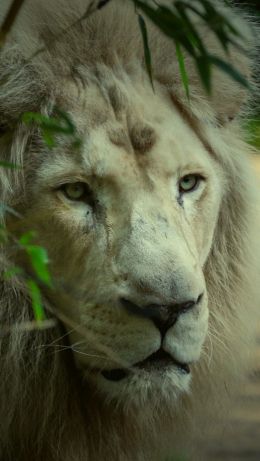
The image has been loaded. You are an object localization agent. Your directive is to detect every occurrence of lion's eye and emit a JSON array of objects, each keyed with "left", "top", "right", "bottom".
[
  {"left": 179, "top": 174, "right": 201, "bottom": 193},
  {"left": 62, "top": 182, "right": 92, "bottom": 202}
]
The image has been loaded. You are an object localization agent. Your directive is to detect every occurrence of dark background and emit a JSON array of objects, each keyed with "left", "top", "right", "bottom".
[{"left": 237, "top": 0, "right": 260, "bottom": 12}]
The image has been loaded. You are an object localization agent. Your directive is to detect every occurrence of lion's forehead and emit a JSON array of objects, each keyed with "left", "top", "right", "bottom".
[{"left": 36, "top": 84, "right": 216, "bottom": 190}]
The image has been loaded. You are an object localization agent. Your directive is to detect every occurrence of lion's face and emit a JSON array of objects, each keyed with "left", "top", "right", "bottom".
[{"left": 16, "top": 82, "right": 224, "bottom": 404}]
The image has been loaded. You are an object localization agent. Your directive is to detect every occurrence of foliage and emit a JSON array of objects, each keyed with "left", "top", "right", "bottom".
[
  {"left": 246, "top": 118, "right": 260, "bottom": 149},
  {"left": 0, "top": 160, "right": 21, "bottom": 169},
  {"left": 138, "top": 13, "right": 154, "bottom": 91},
  {"left": 22, "top": 109, "right": 82, "bottom": 148},
  {"left": 133, "top": 0, "right": 250, "bottom": 95},
  {"left": 0, "top": 0, "right": 252, "bottom": 95},
  {"left": 2, "top": 229, "right": 52, "bottom": 322}
]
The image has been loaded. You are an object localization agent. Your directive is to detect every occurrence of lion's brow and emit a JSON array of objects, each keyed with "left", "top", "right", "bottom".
[
  {"left": 129, "top": 124, "right": 157, "bottom": 154},
  {"left": 107, "top": 86, "right": 157, "bottom": 154},
  {"left": 108, "top": 124, "right": 157, "bottom": 155}
]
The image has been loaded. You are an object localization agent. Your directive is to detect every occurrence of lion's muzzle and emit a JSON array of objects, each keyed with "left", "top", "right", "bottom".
[{"left": 119, "top": 293, "right": 204, "bottom": 336}]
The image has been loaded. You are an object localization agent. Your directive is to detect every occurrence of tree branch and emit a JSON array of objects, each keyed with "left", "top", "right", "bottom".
[{"left": 0, "top": 0, "right": 26, "bottom": 47}]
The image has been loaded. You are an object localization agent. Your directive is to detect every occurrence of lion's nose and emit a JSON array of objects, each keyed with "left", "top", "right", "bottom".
[{"left": 120, "top": 293, "right": 203, "bottom": 336}]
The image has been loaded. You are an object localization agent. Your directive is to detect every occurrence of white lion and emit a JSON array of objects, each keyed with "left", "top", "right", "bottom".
[{"left": 0, "top": 0, "right": 259, "bottom": 460}]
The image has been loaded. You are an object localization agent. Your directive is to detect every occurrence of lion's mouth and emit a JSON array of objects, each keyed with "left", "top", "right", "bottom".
[
  {"left": 101, "top": 348, "right": 190, "bottom": 382},
  {"left": 135, "top": 348, "right": 190, "bottom": 373}
]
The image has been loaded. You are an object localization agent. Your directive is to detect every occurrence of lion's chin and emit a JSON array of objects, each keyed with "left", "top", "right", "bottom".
[{"left": 82, "top": 351, "right": 192, "bottom": 406}]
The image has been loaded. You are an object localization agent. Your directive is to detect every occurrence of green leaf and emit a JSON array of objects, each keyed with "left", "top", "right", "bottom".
[
  {"left": 134, "top": 1, "right": 196, "bottom": 56},
  {"left": 4, "top": 266, "right": 23, "bottom": 279},
  {"left": 54, "top": 108, "right": 76, "bottom": 134},
  {"left": 133, "top": 0, "right": 250, "bottom": 94},
  {"left": 42, "top": 129, "right": 56, "bottom": 148},
  {"left": 174, "top": 2, "right": 207, "bottom": 54},
  {"left": 0, "top": 161, "right": 21, "bottom": 169},
  {"left": 175, "top": 0, "right": 243, "bottom": 54},
  {"left": 19, "top": 232, "right": 52, "bottom": 288},
  {"left": 72, "top": 138, "right": 83, "bottom": 149},
  {"left": 19, "top": 231, "right": 37, "bottom": 246},
  {"left": 246, "top": 119, "right": 260, "bottom": 148},
  {"left": 208, "top": 54, "right": 251, "bottom": 90},
  {"left": 196, "top": 55, "right": 212, "bottom": 93},
  {"left": 199, "top": 1, "right": 235, "bottom": 52},
  {"left": 22, "top": 109, "right": 82, "bottom": 149},
  {"left": 138, "top": 14, "right": 154, "bottom": 91},
  {"left": 199, "top": 0, "right": 242, "bottom": 37},
  {"left": 22, "top": 112, "right": 73, "bottom": 134},
  {"left": 175, "top": 41, "right": 190, "bottom": 99},
  {"left": 26, "top": 279, "right": 46, "bottom": 321},
  {"left": 97, "top": 0, "right": 111, "bottom": 9},
  {"left": 25, "top": 245, "right": 51, "bottom": 287}
]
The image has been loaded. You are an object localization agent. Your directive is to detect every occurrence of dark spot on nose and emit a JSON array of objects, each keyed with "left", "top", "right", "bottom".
[{"left": 120, "top": 292, "right": 204, "bottom": 337}]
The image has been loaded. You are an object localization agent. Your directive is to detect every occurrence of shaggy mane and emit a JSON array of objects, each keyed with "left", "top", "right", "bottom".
[{"left": 0, "top": 1, "right": 259, "bottom": 460}]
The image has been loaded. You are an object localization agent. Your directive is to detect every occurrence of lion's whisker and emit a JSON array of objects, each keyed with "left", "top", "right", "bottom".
[
  {"left": 207, "top": 328, "right": 230, "bottom": 355},
  {"left": 46, "top": 327, "right": 79, "bottom": 346},
  {"left": 70, "top": 347, "right": 108, "bottom": 361}
]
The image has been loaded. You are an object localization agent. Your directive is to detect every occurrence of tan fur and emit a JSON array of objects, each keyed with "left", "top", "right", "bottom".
[{"left": 0, "top": 1, "right": 260, "bottom": 460}]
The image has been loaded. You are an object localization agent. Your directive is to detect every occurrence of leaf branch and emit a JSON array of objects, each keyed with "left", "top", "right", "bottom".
[{"left": 0, "top": 0, "right": 26, "bottom": 47}]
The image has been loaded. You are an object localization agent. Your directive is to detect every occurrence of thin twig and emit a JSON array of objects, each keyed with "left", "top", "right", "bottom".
[{"left": 0, "top": 0, "right": 26, "bottom": 47}]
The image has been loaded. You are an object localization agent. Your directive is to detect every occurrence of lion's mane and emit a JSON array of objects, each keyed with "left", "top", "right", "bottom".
[{"left": 0, "top": 1, "right": 259, "bottom": 460}]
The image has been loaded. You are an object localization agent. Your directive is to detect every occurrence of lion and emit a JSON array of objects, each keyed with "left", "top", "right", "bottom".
[{"left": 0, "top": 0, "right": 259, "bottom": 460}]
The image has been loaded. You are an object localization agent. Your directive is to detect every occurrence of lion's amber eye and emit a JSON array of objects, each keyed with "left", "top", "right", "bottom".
[
  {"left": 179, "top": 174, "right": 201, "bottom": 193},
  {"left": 62, "top": 182, "right": 91, "bottom": 201}
]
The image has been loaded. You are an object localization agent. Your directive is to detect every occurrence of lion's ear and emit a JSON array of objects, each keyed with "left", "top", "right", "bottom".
[
  {"left": 0, "top": 48, "right": 47, "bottom": 132},
  {"left": 205, "top": 8, "right": 258, "bottom": 126},
  {"left": 168, "top": 10, "right": 258, "bottom": 126},
  {"left": 208, "top": 49, "right": 254, "bottom": 125}
]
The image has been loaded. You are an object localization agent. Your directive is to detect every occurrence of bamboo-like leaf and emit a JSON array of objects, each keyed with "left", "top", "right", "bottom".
[
  {"left": 174, "top": 2, "right": 207, "bottom": 54},
  {"left": 25, "top": 245, "right": 51, "bottom": 287},
  {"left": 54, "top": 108, "right": 76, "bottom": 134},
  {"left": 4, "top": 266, "right": 23, "bottom": 279},
  {"left": 175, "top": 0, "right": 243, "bottom": 53},
  {"left": 134, "top": 1, "right": 196, "bottom": 56},
  {"left": 19, "top": 232, "right": 52, "bottom": 288},
  {"left": 199, "top": 0, "right": 241, "bottom": 37},
  {"left": 19, "top": 231, "right": 36, "bottom": 246},
  {"left": 134, "top": 0, "right": 250, "bottom": 94},
  {"left": 196, "top": 55, "right": 212, "bottom": 93},
  {"left": 0, "top": 0, "right": 26, "bottom": 47},
  {"left": 198, "top": 0, "right": 236, "bottom": 52},
  {"left": 97, "top": 0, "right": 112, "bottom": 9},
  {"left": 246, "top": 119, "right": 260, "bottom": 148},
  {"left": 0, "top": 161, "right": 21, "bottom": 169},
  {"left": 138, "top": 14, "right": 154, "bottom": 91},
  {"left": 208, "top": 54, "right": 251, "bottom": 89},
  {"left": 42, "top": 130, "right": 56, "bottom": 148},
  {"left": 26, "top": 279, "right": 46, "bottom": 321},
  {"left": 175, "top": 42, "right": 190, "bottom": 99},
  {"left": 22, "top": 112, "right": 73, "bottom": 134},
  {"left": 22, "top": 109, "right": 82, "bottom": 149}
]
